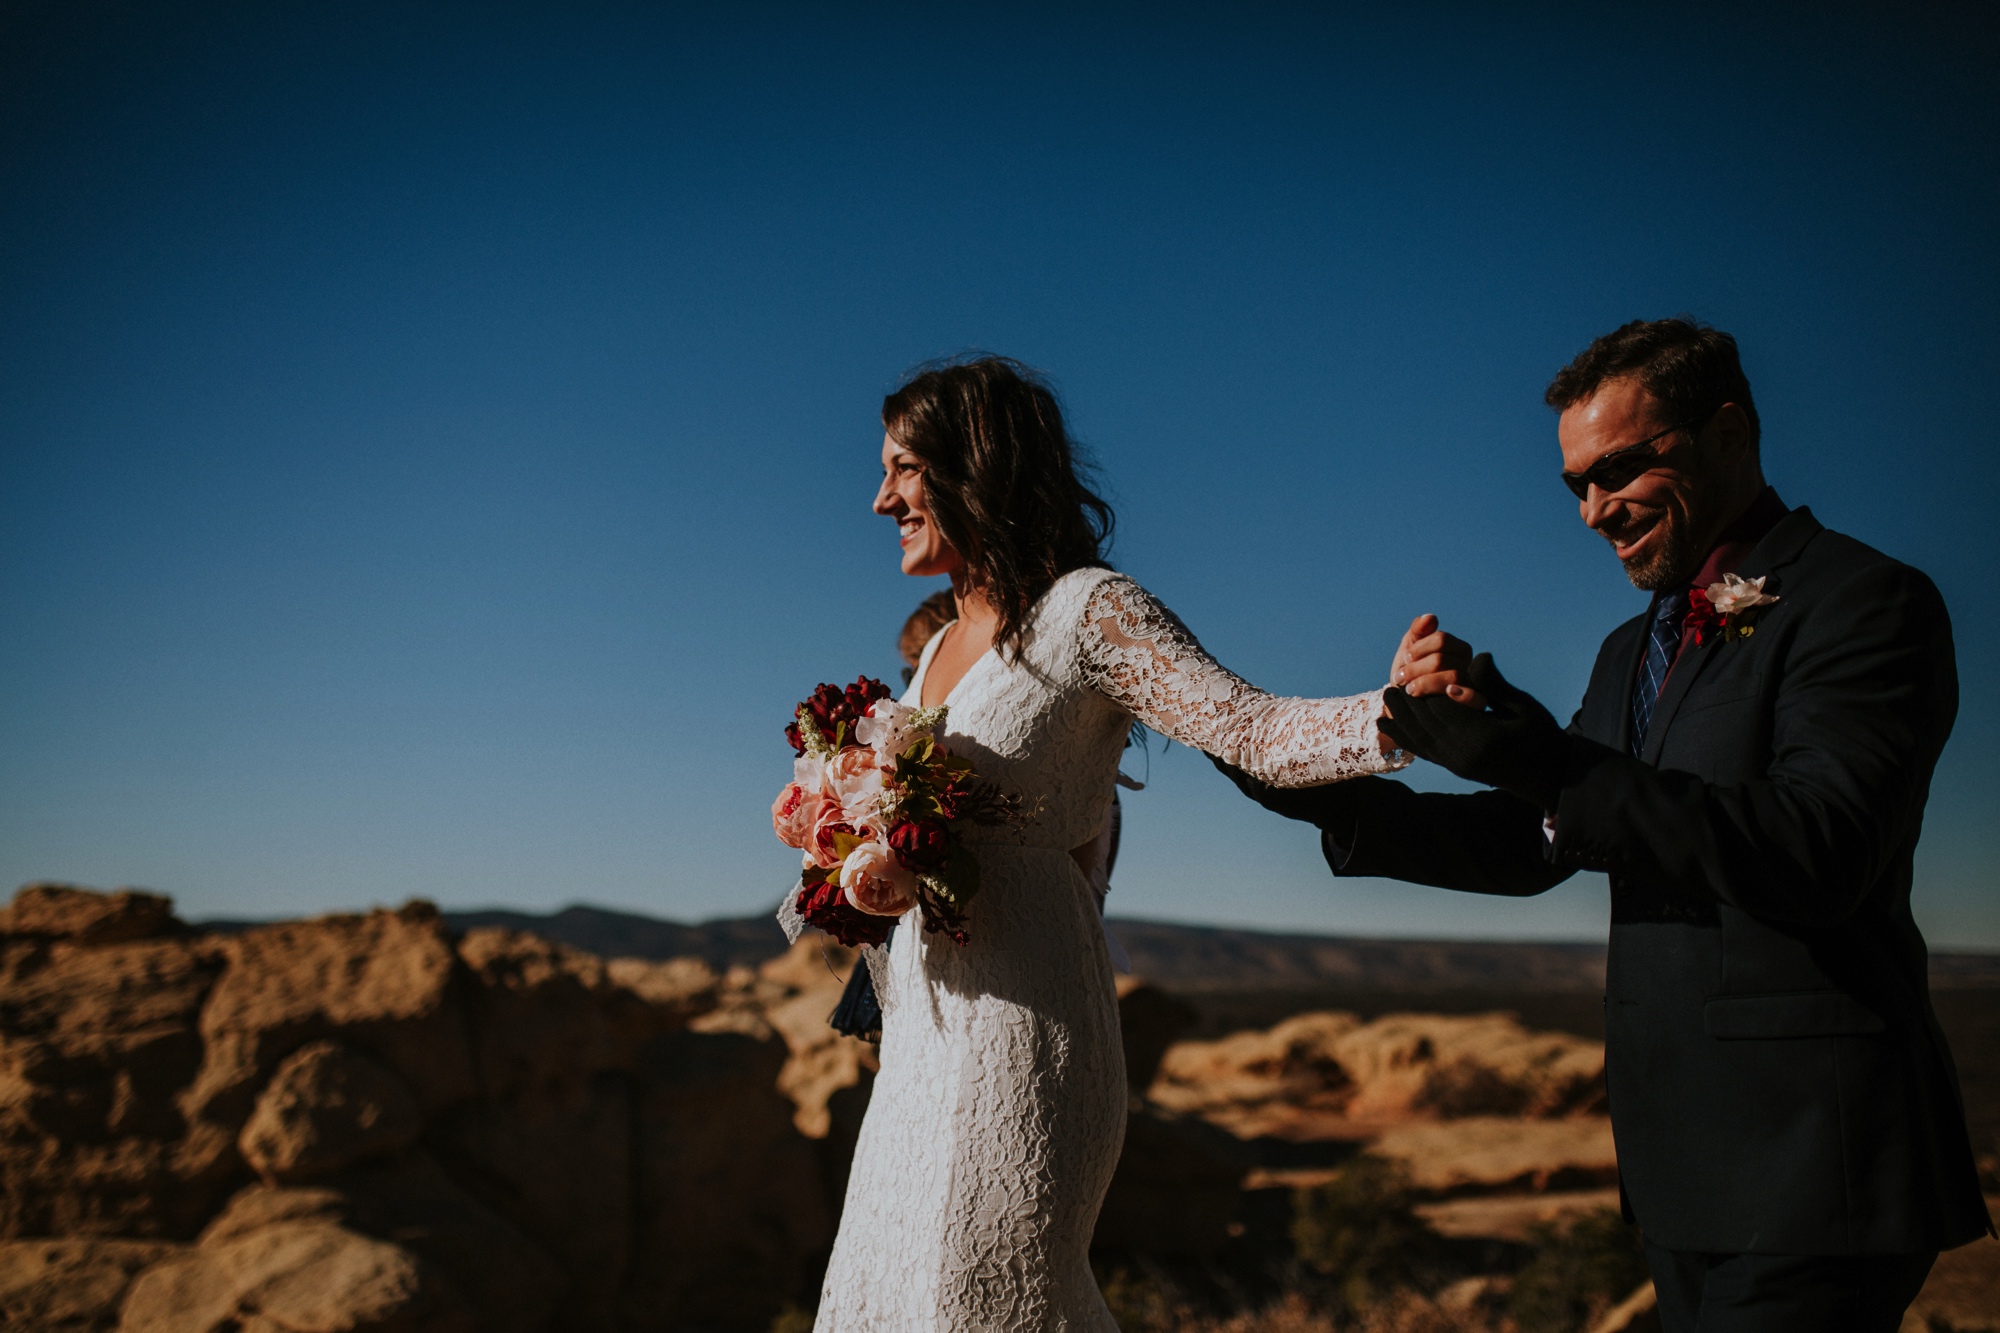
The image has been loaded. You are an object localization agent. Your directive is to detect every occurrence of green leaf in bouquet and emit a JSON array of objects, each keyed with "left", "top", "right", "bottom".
[{"left": 829, "top": 830, "right": 867, "bottom": 863}]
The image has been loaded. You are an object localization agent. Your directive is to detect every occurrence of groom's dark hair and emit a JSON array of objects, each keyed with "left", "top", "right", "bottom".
[
  {"left": 1545, "top": 318, "right": 1760, "bottom": 448},
  {"left": 884, "top": 356, "right": 1114, "bottom": 660}
]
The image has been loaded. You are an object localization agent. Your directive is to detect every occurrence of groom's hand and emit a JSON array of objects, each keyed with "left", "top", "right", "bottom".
[{"left": 1380, "top": 654, "right": 1592, "bottom": 810}]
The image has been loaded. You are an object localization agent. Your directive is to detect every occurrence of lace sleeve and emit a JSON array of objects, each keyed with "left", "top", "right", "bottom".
[{"left": 1078, "top": 574, "right": 1410, "bottom": 787}]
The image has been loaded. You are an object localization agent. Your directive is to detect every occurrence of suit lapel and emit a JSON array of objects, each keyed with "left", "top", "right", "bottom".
[
  {"left": 1602, "top": 615, "right": 1649, "bottom": 753},
  {"left": 1639, "top": 629, "right": 1724, "bottom": 764},
  {"left": 1638, "top": 507, "right": 1823, "bottom": 766}
]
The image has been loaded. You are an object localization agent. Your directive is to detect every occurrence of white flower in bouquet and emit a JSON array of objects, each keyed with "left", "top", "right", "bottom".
[{"left": 854, "top": 697, "right": 926, "bottom": 765}]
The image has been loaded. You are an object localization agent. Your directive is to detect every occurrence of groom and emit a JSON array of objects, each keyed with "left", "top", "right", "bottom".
[{"left": 1227, "top": 319, "right": 1991, "bottom": 1331}]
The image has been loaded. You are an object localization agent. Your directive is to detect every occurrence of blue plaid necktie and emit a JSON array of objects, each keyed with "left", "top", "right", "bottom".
[{"left": 1630, "top": 588, "right": 1689, "bottom": 755}]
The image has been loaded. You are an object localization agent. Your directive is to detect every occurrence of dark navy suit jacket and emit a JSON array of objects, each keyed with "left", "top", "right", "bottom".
[{"left": 1317, "top": 507, "right": 1990, "bottom": 1254}]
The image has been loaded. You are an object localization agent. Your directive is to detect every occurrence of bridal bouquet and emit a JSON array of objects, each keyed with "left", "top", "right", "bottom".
[{"left": 772, "top": 676, "right": 1006, "bottom": 948}]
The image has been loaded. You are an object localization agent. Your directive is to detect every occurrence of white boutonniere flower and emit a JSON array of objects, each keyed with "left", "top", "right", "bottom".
[{"left": 1703, "top": 573, "right": 1779, "bottom": 640}]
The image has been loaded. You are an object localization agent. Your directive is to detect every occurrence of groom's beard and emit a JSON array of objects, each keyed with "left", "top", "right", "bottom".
[{"left": 1602, "top": 499, "right": 1706, "bottom": 591}]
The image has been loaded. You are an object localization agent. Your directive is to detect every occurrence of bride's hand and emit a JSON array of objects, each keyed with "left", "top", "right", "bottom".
[{"left": 1389, "top": 614, "right": 1485, "bottom": 708}]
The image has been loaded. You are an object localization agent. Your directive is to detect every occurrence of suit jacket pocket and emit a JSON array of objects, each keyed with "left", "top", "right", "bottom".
[
  {"left": 1673, "top": 678, "right": 1764, "bottom": 719},
  {"left": 1703, "top": 990, "right": 1886, "bottom": 1039}
]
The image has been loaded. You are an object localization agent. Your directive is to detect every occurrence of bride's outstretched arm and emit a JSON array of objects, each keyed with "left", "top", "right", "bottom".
[{"left": 1077, "top": 574, "right": 1411, "bottom": 788}]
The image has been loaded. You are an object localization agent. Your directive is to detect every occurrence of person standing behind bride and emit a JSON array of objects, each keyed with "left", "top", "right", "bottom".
[{"left": 812, "top": 355, "right": 1471, "bottom": 1330}]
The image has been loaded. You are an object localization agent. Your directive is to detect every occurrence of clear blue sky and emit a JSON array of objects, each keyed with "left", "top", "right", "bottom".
[{"left": 3, "top": 4, "right": 1995, "bottom": 945}]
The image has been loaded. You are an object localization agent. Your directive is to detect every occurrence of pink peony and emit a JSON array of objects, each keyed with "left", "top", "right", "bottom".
[
  {"left": 825, "top": 746, "right": 888, "bottom": 812},
  {"left": 809, "top": 813, "right": 857, "bottom": 870},
  {"left": 771, "top": 782, "right": 821, "bottom": 850},
  {"left": 840, "top": 841, "right": 918, "bottom": 916}
]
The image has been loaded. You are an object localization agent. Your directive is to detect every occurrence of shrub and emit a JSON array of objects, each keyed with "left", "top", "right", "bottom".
[
  {"left": 1507, "top": 1208, "right": 1649, "bottom": 1333},
  {"left": 767, "top": 1304, "right": 815, "bottom": 1333},
  {"left": 1291, "top": 1155, "right": 1436, "bottom": 1313},
  {"left": 1097, "top": 1263, "right": 1189, "bottom": 1333}
]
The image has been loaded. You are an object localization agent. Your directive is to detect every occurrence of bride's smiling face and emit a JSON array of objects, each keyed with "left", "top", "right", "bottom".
[{"left": 873, "top": 432, "right": 964, "bottom": 578}]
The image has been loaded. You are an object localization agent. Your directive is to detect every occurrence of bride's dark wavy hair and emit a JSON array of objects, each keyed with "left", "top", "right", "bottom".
[{"left": 883, "top": 356, "right": 1115, "bottom": 659}]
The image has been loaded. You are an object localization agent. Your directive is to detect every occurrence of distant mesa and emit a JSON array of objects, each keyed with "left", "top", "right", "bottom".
[{"left": 199, "top": 901, "right": 2000, "bottom": 995}]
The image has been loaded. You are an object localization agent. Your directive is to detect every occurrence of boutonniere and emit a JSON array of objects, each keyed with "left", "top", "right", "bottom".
[{"left": 1687, "top": 573, "right": 1779, "bottom": 645}]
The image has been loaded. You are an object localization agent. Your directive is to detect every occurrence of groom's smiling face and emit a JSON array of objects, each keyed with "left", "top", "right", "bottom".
[{"left": 1559, "top": 377, "right": 1725, "bottom": 591}]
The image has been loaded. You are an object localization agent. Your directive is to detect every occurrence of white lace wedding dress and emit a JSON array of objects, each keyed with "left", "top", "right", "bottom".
[{"left": 812, "top": 567, "right": 1405, "bottom": 1330}]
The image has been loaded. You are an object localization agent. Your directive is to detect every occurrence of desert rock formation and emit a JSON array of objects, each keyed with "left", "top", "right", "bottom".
[
  {"left": 0, "top": 885, "right": 822, "bottom": 1332},
  {"left": 1150, "top": 1007, "right": 1608, "bottom": 1140},
  {"left": 9, "top": 884, "right": 1990, "bottom": 1330}
]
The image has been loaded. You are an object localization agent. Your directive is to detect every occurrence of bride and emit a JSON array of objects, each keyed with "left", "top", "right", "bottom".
[{"left": 812, "top": 356, "right": 1469, "bottom": 1330}]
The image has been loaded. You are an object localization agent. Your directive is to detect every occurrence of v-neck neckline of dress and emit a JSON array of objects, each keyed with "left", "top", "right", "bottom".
[{"left": 916, "top": 619, "right": 999, "bottom": 710}]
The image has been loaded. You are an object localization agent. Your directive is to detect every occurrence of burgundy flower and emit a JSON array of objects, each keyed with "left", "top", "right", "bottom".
[
  {"left": 933, "top": 775, "right": 975, "bottom": 822},
  {"left": 797, "top": 880, "right": 895, "bottom": 949},
  {"left": 793, "top": 676, "right": 894, "bottom": 752},
  {"left": 845, "top": 675, "right": 892, "bottom": 714},
  {"left": 1685, "top": 587, "right": 1724, "bottom": 647},
  {"left": 889, "top": 818, "right": 950, "bottom": 872}
]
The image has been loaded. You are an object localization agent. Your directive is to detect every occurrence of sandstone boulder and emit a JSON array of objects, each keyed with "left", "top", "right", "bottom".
[
  {"left": 1092, "top": 1105, "right": 1252, "bottom": 1258},
  {"left": 604, "top": 955, "right": 719, "bottom": 1011},
  {"left": 1149, "top": 1011, "right": 1361, "bottom": 1139},
  {"left": 751, "top": 939, "right": 875, "bottom": 1139},
  {"left": 0, "top": 918, "right": 228, "bottom": 1237},
  {"left": 755, "top": 935, "right": 856, "bottom": 996},
  {"left": 455, "top": 928, "right": 717, "bottom": 1095},
  {"left": 192, "top": 1155, "right": 563, "bottom": 1333},
  {"left": 0, "top": 1238, "right": 184, "bottom": 1332},
  {"left": 427, "top": 1076, "right": 633, "bottom": 1331},
  {"left": 1, "top": 886, "right": 180, "bottom": 946},
  {"left": 625, "top": 1028, "right": 833, "bottom": 1333},
  {"left": 119, "top": 1221, "right": 471, "bottom": 1333},
  {"left": 183, "top": 903, "right": 474, "bottom": 1146},
  {"left": 1150, "top": 1009, "right": 1605, "bottom": 1140},
  {"left": 1114, "top": 977, "right": 1198, "bottom": 1094},
  {"left": 1334, "top": 1012, "right": 1606, "bottom": 1121},
  {"left": 1414, "top": 1187, "right": 1624, "bottom": 1241},
  {"left": 238, "top": 1042, "right": 421, "bottom": 1183},
  {"left": 433, "top": 929, "right": 718, "bottom": 1328},
  {"left": 1370, "top": 1116, "right": 1619, "bottom": 1196},
  {"left": 816, "top": 1070, "right": 876, "bottom": 1220}
]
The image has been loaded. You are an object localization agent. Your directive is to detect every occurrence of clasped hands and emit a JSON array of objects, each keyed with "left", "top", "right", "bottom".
[
  {"left": 1380, "top": 615, "right": 1587, "bottom": 812},
  {"left": 1220, "top": 616, "right": 1593, "bottom": 833}
]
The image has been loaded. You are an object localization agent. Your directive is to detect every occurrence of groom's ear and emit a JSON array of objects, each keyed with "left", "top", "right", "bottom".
[{"left": 1711, "top": 401, "right": 1757, "bottom": 461}]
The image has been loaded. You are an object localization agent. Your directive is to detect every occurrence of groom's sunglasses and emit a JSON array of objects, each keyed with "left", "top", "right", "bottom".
[{"left": 1560, "top": 409, "right": 1717, "bottom": 501}]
